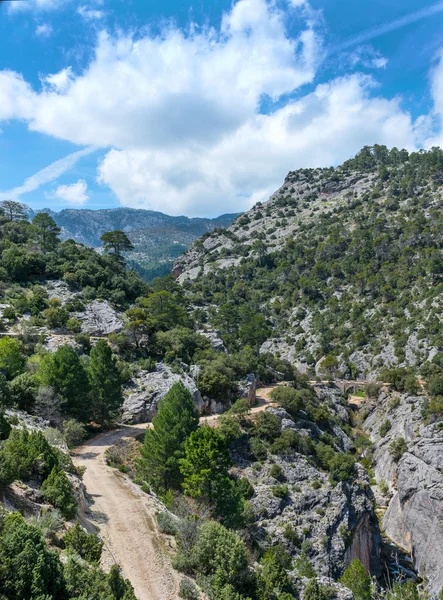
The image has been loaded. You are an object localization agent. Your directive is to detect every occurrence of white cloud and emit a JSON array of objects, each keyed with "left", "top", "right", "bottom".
[
  {"left": 348, "top": 46, "right": 388, "bottom": 69},
  {"left": 8, "top": 0, "right": 68, "bottom": 12},
  {"left": 0, "top": 0, "right": 440, "bottom": 216},
  {"left": 97, "top": 74, "right": 419, "bottom": 216},
  {"left": 35, "top": 23, "right": 53, "bottom": 37},
  {"left": 43, "top": 67, "right": 74, "bottom": 92},
  {"left": 49, "top": 179, "right": 89, "bottom": 205},
  {"left": 77, "top": 6, "right": 104, "bottom": 20},
  {"left": 0, "top": 147, "right": 95, "bottom": 201}
]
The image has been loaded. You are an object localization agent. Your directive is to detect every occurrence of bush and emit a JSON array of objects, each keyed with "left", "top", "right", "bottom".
[
  {"left": 269, "top": 464, "right": 285, "bottom": 482},
  {"left": 380, "top": 420, "right": 392, "bottom": 437},
  {"left": 390, "top": 437, "right": 407, "bottom": 462},
  {"left": 271, "top": 484, "right": 289, "bottom": 498},
  {"left": 0, "top": 429, "right": 59, "bottom": 486},
  {"left": 41, "top": 466, "right": 78, "bottom": 519},
  {"left": 0, "top": 337, "right": 25, "bottom": 380},
  {"left": 249, "top": 437, "right": 267, "bottom": 461},
  {"left": 43, "top": 306, "right": 69, "bottom": 329},
  {"left": 179, "top": 578, "right": 199, "bottom": 599},
  {"left": 66, "top": 318, "right": 82, "bottom": 333},
  {"left": 236, "top": 477, "right": 254, "bottom": 499},
  {"left": 64, "top": 522, "right": 103, "bottom": 563},
  {"left": 156, "top": 511, "right": 179, "bottom": 535},
  {"left": 270, "top": 386, "right": 301, "bottom": 416},
  {"left": 294, "top": 552, "right": 316, "bottom": 578},
  {"left": 339, "top": 558, "right": 371, "bottom": 600},
  {"left": 62, "top": 419, "right": 86, "bottom": 448},
  {"left": 192, "top": 521, "right": 250, "bottom": 593},
  {"left": 254, "top": 411, "right": 281, "bottom": 441}
]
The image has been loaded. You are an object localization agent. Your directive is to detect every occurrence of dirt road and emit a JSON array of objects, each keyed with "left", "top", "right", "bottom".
[
  {"left": 73, "top": 387, "right": 276, "bottom": 600},
  {"left": 73, "top": 423, "right": 181, "bottom": 600}
]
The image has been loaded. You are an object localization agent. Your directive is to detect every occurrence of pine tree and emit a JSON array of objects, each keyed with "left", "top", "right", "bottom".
[
  {"left": 36, "top": 345, "right": 90, "bottom": 421},
  {"left": 88, "top": 340, "right": 123, "bottom": 426},
  {"left": 0, "top": 200, "right": 28, "bottom": 221},
  {"left": 180, "top": 426, "right": 231, "bottom": 504},
  {"left": 32, "top": 212, "right": 61, "bottom": 253},
  {"left": 140, "top": 382, "right": 199, "bottom": 493},
  {"left": 100, "top": 230, "right": 134, "bottom": 259},
  {"left": 339, "top": 559, "right": 372, "bottom": 600}
]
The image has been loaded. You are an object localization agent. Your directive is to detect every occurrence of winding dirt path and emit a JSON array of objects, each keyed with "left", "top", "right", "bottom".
[
  {"left": 73, "top": 423, "right": 181, "bottom": 600},
  {"left": 72, "top": 388, "right": 276, "bottom": 600}
]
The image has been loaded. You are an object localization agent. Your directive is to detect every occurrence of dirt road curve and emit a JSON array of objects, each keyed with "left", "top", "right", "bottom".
[
  {"left": 73, "top": 423, "right": 181, "bottom": 600},
  {"left": 73, "top": 388, "right": 275, "bottom": 600}
]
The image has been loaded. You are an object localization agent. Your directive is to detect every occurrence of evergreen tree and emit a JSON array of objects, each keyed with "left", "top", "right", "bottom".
[
  {"left": 100, "top": 230, "right": 134, "bottom": 259},
  {"left": 88, "top": 340, "right": 123, "bottom": 426},
  {"left": 339, "top": 559, "right": 372, "bottom": 600},
  {"left": 32, "top": 212, "right": 61, "bottom": 253},
  {"left": 36, "top": 345, "right": 90, "bottom": 421},
  {"left": 0, "top": 200, "right": 28, "bottom": 221},
  {"left": 180, "top": 426, "right": 231, "bottom": 504},
  {"left": 140, "top": 382, "right": 199, "bottom": 492},
  {"left": 0, "top": 337, "right": 25, "bottom": 380}
]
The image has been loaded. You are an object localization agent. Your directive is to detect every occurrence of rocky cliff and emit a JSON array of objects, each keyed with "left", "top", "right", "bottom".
[{"left": 363, "top": 390, "right": 443, "bottom": 593}]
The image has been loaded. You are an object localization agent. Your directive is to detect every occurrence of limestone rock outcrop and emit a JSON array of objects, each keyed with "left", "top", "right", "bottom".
[
  {"left": 122, "top": 363, "right": 203, "bottom": 424},
  {"left": 364, "top": 391, "right": 443, "bottom": 593}
]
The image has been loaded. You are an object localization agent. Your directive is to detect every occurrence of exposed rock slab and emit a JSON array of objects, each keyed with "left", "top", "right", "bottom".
[
  {"left": 122, "top": 363, "right": 203, "bottom": 424},
  {"left": 73, "top": 300, "right": 124, "bottom": 336}
]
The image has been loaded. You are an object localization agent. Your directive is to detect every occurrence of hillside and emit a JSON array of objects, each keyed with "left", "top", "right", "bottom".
[
  {"left": 35, "top": 207, "right": 239, "bottom": 281},
  {"left": 175, "top": 145, "right": 443, "bottom": 380},
  {"left": 2, "top": 148, "right": 443, "bottom": 599}
]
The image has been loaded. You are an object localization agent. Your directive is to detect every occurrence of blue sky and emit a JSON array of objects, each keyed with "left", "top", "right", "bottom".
[{"left": 0, "top": 0, "right": 443, "bottom": 216}]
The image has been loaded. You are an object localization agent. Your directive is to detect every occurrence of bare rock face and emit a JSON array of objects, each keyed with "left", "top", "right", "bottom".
[
  {"left": 73, "top": 300, "right": 124, "bottom": 336},
  {"left": 364, "top": 392, "right": 443, "bottom": 593},
  {"left": 237, "top": 373, "right": 257, "bottom": 406},
  {"left": 247, "top": 396, "right": 381, "bottom": 579},
  {"left": 196, "top": 328, "right": 226, "bottom": 352},
  {"left": 122, "top": 363, "right": 203, "bottom": 424},
  {"left": 245, "top": 454, "right": 381, "bottom": 579}
]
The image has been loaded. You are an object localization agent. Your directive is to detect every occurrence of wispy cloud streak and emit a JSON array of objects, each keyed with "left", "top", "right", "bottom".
[
  {"left": 331, "top": 1, "right": 443, "bottom": 53},
  {"left": 0, "top": 146, "right": 96, "bottom": 200}
]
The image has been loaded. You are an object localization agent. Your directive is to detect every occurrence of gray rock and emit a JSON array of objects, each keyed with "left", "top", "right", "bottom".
[
  {"left": 196, "top": 328, "right": 226, "bottom": 352},
  {"left": 237, "top": 373, "right": 257, "bottom": 406},
  {"left": 122, "top": 363, "right": 203, "bottom": 424},
  {"left": 364, "top": 390, "right": 443, "bottom": 593},
  {"left": 73, "top": 300, "right": 124, "bottom": 336}
]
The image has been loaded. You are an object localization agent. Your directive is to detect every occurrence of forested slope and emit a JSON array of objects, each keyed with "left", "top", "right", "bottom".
[{"left": 175, "top": 145, "right": 443, "bottom": 386}]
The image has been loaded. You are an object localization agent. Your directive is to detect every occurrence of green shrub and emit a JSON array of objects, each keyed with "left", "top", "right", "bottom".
[
  {"left": 294, "top": 552, "right": 316, "bottom": 578},
  {"left": 269, "top": 464, "right": 285, "bottom": 482},
  {"left": 179, "top": 578, "right": 199, "bottom": 599},
  {"left": 389, "top": 437, "right": 407, "bottom": 462},
  {"left": 271, "top": 484, "right": 289, "bottom": 498},
  {"left": 249, "top": 437, "right": 267, "bottom": 461},
  {"left": 66, "top": 318, "right": 82, "bottom": 333},
  {"left": 339, "top": 559, "right": 371, "bottom": 600},
  {"left": 156, "top": 511, "right": 179, "bottom": 535},
  {"left": 236, "top": 477, "right": 254, "bottom": 499},
  {"left": 62, "top": 419, "right": 86, "bottom": 449},
  {"left": 380, "top": 420, "right": 392, "bottom": 437},
  {"left": 64, "top": 522, "right": 103, "bottom": 563},
  {"left": 41, "top": 466, "right": 78, "bottom": 519}
]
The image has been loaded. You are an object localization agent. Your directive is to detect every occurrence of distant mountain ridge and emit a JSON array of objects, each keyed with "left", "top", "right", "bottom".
[
  {"left": 35, "top": 207, "right": 239, "bottom": 247},
  {"left": 30, "top": 206, "right": 240, "bottom": 281}
]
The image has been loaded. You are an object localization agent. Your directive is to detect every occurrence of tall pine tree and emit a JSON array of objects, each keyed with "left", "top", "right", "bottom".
[
  {"left": 36, "top": 345, "right": 90, "bottom": 420},
  {"left": 88, "top": 340, "right": 123, "bottom": 426},
  {"left": 140, "top": 382, "right": 199, "bottom": 493}
]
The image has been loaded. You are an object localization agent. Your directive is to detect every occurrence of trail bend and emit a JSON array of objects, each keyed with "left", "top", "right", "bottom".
[{"left": 72, "top": 387, "right": 275, "bottom": 599}]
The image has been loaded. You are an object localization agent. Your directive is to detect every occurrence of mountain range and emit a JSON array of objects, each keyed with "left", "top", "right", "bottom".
[{"left": 32, "top": 207, "right": 240, "bottom": 281}]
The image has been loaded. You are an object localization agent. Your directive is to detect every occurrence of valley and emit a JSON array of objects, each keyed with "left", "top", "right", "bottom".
[{"left": 0, "top": 145, "right": 443, "bottom": 600}]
